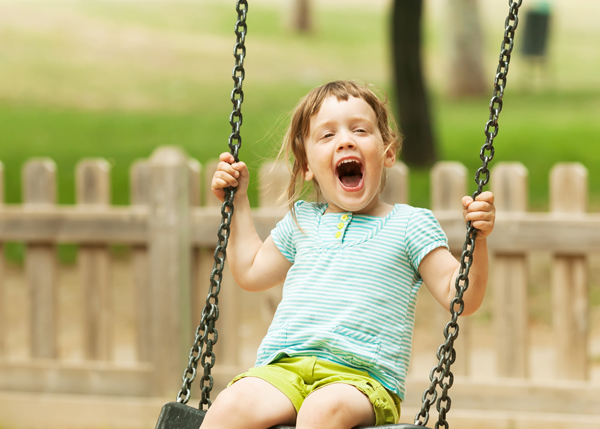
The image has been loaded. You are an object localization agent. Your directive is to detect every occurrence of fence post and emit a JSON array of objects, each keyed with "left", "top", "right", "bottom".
[
  {"left": 130, "top": 160, "right": 152, "bottom": 363},
  {"left": 381, "top": 161, "right": 409, "bottom": 205},
  {"left": 188, "top": 159, "right": 203, "bottom": 337},
  {"left": 550, "top": 163, "right": 589, "bottom": 380},
  {"left": 490, "top": 162, "right": 529, "bottom": 378},
  {"left": 148, "top": 146, "right": 191, "bottom": 396},
  {"left": 76, "top": 159, "right": 113, "bottom": 361},
  {"left": 430, "top": 161, "right": 469, "bottom": 376},
  {"left": 23, "top": 159, "right": 58, "bottom": 359}
]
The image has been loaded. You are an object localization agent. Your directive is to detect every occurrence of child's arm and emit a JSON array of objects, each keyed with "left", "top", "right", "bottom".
[
  {"left": 211, "top": 152, "right": 292, "bottom": 292},
  {"left": 418, "top": 191, "right": 495, "bottom": 316}
]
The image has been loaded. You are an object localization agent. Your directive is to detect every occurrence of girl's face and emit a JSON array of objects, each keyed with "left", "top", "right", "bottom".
[{"left": 304, "top": 95, "right": 395, "bottom": 215}]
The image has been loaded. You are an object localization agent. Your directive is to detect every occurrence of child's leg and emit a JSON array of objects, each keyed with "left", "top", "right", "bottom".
[
  {"left": 201, "top": 377, "right": 297, "bottom": 429},
  {"left": 295, "top": 383, "right": 376, "bottom": 429}
]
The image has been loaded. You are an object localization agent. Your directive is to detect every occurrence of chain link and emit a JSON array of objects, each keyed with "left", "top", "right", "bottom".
[
  {"left": 175, "top": 0, "right": 248, "bottom": 411},
  {"left": 414, "top": 1, "right": 522, "bottom": 427}
]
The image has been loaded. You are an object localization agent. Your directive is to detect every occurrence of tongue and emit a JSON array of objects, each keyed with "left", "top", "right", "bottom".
[{"left": 340, "top": 174, "right": 362, "bottom": 188}]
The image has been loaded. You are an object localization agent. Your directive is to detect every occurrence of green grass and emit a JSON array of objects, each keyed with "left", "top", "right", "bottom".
[
  {"left": 1, "top": 0, "right": 600, "bottom": 233},
  {"left": 433, "top": 89, "right": 600, "bottom": 211},
  {"left": 3, "top": 88, "right": 598, "bottom": 212}
]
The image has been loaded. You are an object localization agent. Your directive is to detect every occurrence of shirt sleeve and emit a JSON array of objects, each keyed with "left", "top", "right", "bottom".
[
  {"left": 270, "top": 203, "right": 300, "bottom": 264},
  {"left": 404, "top": 208, "right": 449, "bottom": 277}
]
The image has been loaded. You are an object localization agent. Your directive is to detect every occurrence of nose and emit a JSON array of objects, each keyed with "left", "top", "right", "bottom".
[{"left": 336, "top": 131, "right": 356, "bottom": 151}]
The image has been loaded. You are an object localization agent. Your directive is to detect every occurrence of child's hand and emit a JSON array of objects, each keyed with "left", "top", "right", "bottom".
[
  {"left": 462, "top": 191, "right": 495, "bottom": 240},
  {"left": 211, "top": 152, "right": 250, "bottom": 203}
]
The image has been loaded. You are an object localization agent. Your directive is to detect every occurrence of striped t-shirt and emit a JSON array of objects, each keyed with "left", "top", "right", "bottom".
[{"left": 255, "top": 200, "right": 448, "bottom": 400}]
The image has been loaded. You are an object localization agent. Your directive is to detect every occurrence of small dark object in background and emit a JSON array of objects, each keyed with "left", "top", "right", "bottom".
[{"left": 522, "top": 1, "right": 551, "bottom": 58}]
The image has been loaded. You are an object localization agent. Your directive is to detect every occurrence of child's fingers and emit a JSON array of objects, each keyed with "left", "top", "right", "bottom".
[
  {"left": 464, "top": 203, "right": 494, "bottom": 220},
  {"left": 467, "top": 201, "right": 494, "bottom": 214},
  {"left": 465, "top": 209, "right": 495, "bottom": 222},
  {"left": 212, "top": 170, "right": 239, "bottom": 189},
  {"left": 462, "top": 196, "right": 473, "bottom": 209},
  {"left": 463, "top": 192, "right": 494, "bottom": 208},
  {"left": 466, "top": 206, "right": 495, "bottom": 238},
  {"left": 461, "top": 192, "right": 495, "bottom": 238},
  {"left": 233, "top": 161, "right": 248, "bottom": 177},
  {"left": 219, "top": 152, "right": 235, "bottom": 163},
  {"left": 217, "top": 161, "right": 240, "bottom": 179},
  {"left": 475, "top": 191, "right": 494, "bottom": 204},
  {"left": 212, "top": 154, "right": 248, "bottom": 202},
  {"left": 218, "top": 153, "right": 247, "bottom": 175}
]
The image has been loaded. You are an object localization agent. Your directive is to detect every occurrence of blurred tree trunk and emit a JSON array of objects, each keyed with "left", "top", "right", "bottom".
[
  {"left": 291, "top": 0, "right": 312, "bottom": 33},
  {"left": 391, "top": 0, "right": 437, "bottom": 167},
  {"left": 446, "top": 0, "right": 487, "bottom": 97}
]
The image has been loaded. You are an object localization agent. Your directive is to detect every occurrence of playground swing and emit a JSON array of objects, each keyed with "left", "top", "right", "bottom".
[{"left": 154, "top": 1, "right": 523, "bottom": 428}]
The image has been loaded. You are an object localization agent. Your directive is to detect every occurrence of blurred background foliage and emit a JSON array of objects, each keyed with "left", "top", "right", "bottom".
[{"left": 0, "top": 0, "right": 599, "bottom": 212}]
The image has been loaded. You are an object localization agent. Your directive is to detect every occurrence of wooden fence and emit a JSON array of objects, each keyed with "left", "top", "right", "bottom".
[{"left": 0, "top": 146, "right": 599, "bottom": 427}]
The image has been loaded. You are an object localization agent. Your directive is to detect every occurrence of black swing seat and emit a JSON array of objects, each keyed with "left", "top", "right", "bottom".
[{"left": 155, "top": 401, "right": 427, "bottom": 429}]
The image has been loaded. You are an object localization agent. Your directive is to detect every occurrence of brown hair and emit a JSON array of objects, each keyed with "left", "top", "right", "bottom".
[{"left": 278, "top": 80, "right": 402, "bottom": 219}]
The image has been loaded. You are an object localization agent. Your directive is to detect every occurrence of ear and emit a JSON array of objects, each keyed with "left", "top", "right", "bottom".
[
  {"left": 304, "top": 164, "right": 314, "bottom": 181},
  {"left": 383, "top": 145, "right": 396, "bottom": 168}
]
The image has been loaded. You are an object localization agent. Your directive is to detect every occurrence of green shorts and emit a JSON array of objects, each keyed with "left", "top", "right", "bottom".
[{"left": 229, "top": 356, "right": 401, "bottom": 425}]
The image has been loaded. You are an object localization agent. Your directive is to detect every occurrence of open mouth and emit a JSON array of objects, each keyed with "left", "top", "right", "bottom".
[{"left": 336, "top": 159, "right": 364, "bottom": 189}]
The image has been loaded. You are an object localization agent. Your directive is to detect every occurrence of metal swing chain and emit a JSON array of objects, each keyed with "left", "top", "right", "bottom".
[
  {"left": 175, "top": 0, "right": 248, "bottom": 411},
  {"left": 414, "top": 1, "right": 522, "bottom": 427}
]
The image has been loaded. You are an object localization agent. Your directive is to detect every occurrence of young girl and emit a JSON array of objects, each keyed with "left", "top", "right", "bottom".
[{"left": 205, "top": 80, "right": 495, "bottom": 429}]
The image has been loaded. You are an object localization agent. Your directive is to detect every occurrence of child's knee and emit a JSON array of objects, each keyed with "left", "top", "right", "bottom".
[
  {"left": 210, "top": 386, "right": 249, "bottom": 414},
  {"left": 202, "top": 387, "right": 256, "bottom": 428}
]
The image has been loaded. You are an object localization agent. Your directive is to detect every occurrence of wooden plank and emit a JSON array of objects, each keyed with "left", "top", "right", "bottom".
[
  {"left": 23, "top": 159, "right": 58, "bottom": 359},
  {"left": 400, "top": 408, "right": 600, "bottom": 429},
  {"left": 0, "top": 205, "right": 148, "bottom": 243},
  {"left": 403, "top": 377, "right": 600, "bottom": 416},
  {"left": 130, "top": 160, "right": 152, "bottom": 363},
  {"left": 441, "top": 212, "right": 600, "bottom": 253},
  {"left": 382, "top": 161, "right": 409, "bottom": 205},
  {"left": 491, "top": 162, "right": 529, "bottom": 378},
  {"left": 187, "top": 159, "right": 204, "bottom": 354},
  {"left": 3, "top": 369, "right": 598, "bottom": 418},
  {"left": 492, "top": 255, "right": 529, "bottom": 375},
  {"left": 552, "top": 257, "right": 588, "bottom": 380},
  {"left": 0, "top": 391, "right": 165, "bottom": 429},
  {"left": 430, "top": 162, "right": 466, "bottom": 213},
  {"left": 147, "top": 147, "right": 191, "bottom": 397},
  {"left": 1, "top": 206, "right": 600, "bottom": 253},
  {"left": 77, "top": 159, "right": 113, "bottom": 361},
  {"left": 550, "top": 163, "right": 589, "bottom": 380},
  {"left": 0, "top": 360, "right": 153, "bottom": 397}
]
